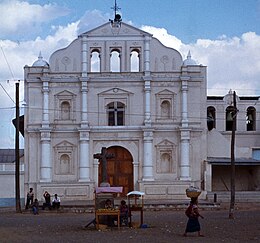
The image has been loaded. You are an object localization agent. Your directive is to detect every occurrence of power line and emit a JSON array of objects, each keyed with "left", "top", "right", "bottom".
[
  {"left": 0, "top": 45, "right": 15, "bottom": 80},
  {"left": 0, "top": 83, "right": 15, "bottom": 104}
]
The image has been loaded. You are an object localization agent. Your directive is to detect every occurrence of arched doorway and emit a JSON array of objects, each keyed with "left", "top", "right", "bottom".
[{"left": 98, "top": 146, "right": 134, "bottom": 196}]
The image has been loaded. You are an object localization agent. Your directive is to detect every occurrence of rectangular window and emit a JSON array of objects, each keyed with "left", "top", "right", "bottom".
[{"left": 252, "top": 149, "right": 260, "bottom": 160}]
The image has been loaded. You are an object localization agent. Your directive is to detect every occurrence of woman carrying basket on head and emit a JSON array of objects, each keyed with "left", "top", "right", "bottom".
[{"left": 183, "top": 197, "right": 204, "bottom": 237}]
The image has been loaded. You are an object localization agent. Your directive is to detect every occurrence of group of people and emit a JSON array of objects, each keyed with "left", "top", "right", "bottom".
[
  {"left": 103, "top": 196, "right": 204, "bottom": 236},
  {"left": 26, "top": 188, "right": 204, "bottom": 236},
  {"left": 25, "top": 188, "right": 61, "bottom": 215},
  {"left": 103, "top": 199, "right": 129, "bottom": 226}
]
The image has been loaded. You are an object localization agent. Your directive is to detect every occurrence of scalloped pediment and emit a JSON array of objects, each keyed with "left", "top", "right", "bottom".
[{"left": 80, "top": 22, "right": 152, "bottom": 37}]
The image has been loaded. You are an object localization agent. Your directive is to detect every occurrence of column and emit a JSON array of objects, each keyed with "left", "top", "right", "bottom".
[
  {"left": 180, "top": 129, "right": 191, "bottom": 180},
  {"left": 133, "top": 161, "right": 139, "bottom": 190},
  {"left": 40, "top": 130, "right": 51, "bottom": 182},
  {"left": 93, "top": 159, "right": 99, "bottom": 186},
  {"left": 80, "top": 78, "right": 89, "bottom": 127},
  {"left": 143, "top": 35, "right": 151, "bottom": 125},
  {"left": 144, "top": 36, "right": 151, "bottom": 75},
  {"left": 41, "top": 78, "right": 50, "bottom": 127},
  {"left": 142, "top": 130, "right": 154, "bottom": 181},
  {"left": 79, "top": 130, "right": 90, "bottom": 181},
  {"left": 40, "top": 77, "right": 51, "bottom": 182},
  {"left": 181, "top": 77, "right": 189, "bottom": 128},
  {"left": 82, "top": 36, "right": 88, "bottom": 77},
  {"left": 144, "top": 79, "right": 151, "bottom": 125},
  {"left": 180, "top": 76, "right": 191, "bottom": 180}
]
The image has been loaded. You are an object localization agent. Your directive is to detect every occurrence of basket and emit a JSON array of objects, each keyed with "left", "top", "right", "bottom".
[
  {"left": 186, "top": 191, "right": 201, "bottom": 198},
  {"left": 185, "top": 187, "right": 201, "bottom": 198},
  {"left": 131, "top": 222, "right": 140, "bottom": 228},
  {"left": 97, "top": 224, "right": 108, "bottom": 230}
]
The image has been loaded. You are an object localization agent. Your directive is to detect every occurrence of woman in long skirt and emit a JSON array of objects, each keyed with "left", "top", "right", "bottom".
[{"left": 183, "top": 197, "right": 204, "bottom": 237}]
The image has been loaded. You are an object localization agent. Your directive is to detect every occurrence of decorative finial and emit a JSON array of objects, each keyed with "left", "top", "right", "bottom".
[
  {"left": 187, "top": 50, "right": 191, "bottom": 60},
  {"left": 38, "top": 51, "right": 43, "bottom": 60}
]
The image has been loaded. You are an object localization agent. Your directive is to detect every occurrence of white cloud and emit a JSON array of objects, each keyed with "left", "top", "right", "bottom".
[
  {"left": 141, "top": 25, "right": 183, "bottom": 51},
  {"left": 77, "top": 10, "right": 108, "bottom": 34},
  {"left": 0, "top": 0, "right": 70, "bottom": 38},
  {"left": 142, "top": 26, "right": 260, "bottom": 96},
  {"left": 0, "top": 15, "right": 79, "bottom": 148}
]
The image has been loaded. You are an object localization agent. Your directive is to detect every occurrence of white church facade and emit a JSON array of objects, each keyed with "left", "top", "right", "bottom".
[{"left": 23, "top": 14, "right": 260, "bottom": 202}]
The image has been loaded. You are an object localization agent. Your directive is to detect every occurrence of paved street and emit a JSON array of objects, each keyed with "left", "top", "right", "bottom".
[{"left": 0, "top": 207, "right": 259, "bottom": 243}]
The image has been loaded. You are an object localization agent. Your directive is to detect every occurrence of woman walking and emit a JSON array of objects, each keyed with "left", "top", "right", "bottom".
[{"left": 183, "top": 197, "right": 204, "bottom": 237}]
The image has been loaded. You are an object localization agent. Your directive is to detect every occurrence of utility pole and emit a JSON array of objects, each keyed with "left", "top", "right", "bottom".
[
  {"left": 15, "top": 82, "right": 21, "bottom": 213},
  {"left": 229, "top": 91, "right": 237, "bottom": 219}
]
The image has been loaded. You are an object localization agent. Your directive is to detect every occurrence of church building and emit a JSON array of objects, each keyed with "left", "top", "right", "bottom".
[{"left": 23, "top": 7, "right": 259, "bottom": 202}]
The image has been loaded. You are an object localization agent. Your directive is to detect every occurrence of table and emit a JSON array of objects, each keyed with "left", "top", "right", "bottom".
[{"left": 95, "top": 209, "right": 120, "bottom": 229}]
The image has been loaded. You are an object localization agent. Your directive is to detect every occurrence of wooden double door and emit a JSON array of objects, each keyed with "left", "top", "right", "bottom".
[{"left": 98, "top": 146, "right": 133, "bottom": 196}]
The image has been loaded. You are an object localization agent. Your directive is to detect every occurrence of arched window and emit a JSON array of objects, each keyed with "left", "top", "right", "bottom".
[
  {"left": 246, "top": 106, "right": 256, "bottom": 131},
  {"left": 161, "top": 100, "right": 171, "bottom": 118},
  {"left": 60, "top": 154, "right": 70, "bottom": 174},
  {"left": 90, "top": 50, "right": 100, "bottom": 72},
  {"left": 107, "top": 101, "right": 125, "bottom": 126},
  {"left": 110, "top": 50, "right": 120, "bottom": 72},
  {"left": 207, "top": 106, "right": 216, "bottom": 131},
  {"left": 61, "top": 101, "right": 70, "bottom": 120},
  {"left": 130, "top": 50, "right": 139, "bottom": 72},
  {"left": 160, "top": 153, "right": 171, "bottom": 173},
  {"left": 226, "top": 106, "right": 236, "bottom": 131}
]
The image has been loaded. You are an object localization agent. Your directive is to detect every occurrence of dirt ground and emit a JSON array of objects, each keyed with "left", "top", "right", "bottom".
[{"left": 0, "top": 207, "right": 259, "bottom": 243}]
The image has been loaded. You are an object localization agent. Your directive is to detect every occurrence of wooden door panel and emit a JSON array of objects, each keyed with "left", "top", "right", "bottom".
[
  {"left": 107, "top": 161, "right": 115, "bottom": 173},
  {"left": 98, "top": 146, "right": 133, "bottom": 196},
  {"left": 119, "top": 161, "right": 132, "bottom": 173}
]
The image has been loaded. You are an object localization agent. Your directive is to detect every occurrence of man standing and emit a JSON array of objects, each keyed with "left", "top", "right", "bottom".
[{"left": 25, "top": 188, "right": 34, "bottom": 210}]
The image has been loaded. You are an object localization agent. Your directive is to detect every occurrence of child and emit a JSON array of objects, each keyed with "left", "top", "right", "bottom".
[
  {"left": 183, "top": 197, "right": 204, "bottom": 237},
  {"left": 105, "top": 199, "right": 113, "bottom": 209},
  {"left": 119, "top": 200, "right": 128, "bottom": 226},
  {"left": 104, "top": 199, "right": 114, "bottom": 226},
  {"left": 32, "top": 199, "right": 39, "bottom": 215}
]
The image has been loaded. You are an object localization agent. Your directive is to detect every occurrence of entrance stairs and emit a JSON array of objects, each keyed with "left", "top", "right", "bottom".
[{"left": 207, "top": 191, "right": 260, "bottom": 203}]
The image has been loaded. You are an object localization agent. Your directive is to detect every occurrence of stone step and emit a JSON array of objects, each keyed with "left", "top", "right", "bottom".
[{"left": 207, "top": 191, "right": 260, "bottom": 203}]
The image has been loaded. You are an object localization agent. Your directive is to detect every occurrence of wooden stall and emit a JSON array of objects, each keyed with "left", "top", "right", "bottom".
[
  {"left": 127, "top": 191, "right": 145, "bottom": 228},
  {"left": 94, "top": 187, "right": 123, "bottom": 230}
]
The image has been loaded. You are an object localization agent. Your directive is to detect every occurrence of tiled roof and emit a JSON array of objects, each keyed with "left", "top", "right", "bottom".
[{"left": 0, "top": 149, "right": 24, "bottom": 163}]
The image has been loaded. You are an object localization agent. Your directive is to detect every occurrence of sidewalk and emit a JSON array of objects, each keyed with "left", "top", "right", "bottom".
[{"left": 4, "top": 198, "right": 260, "bottom": 214}]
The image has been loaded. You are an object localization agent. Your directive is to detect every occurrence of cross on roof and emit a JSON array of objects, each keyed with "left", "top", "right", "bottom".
[{"left": 111, "top": 0, "right": 121, "bottom": 16}]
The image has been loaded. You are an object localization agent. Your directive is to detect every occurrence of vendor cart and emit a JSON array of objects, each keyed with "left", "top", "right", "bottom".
[
  {"left": 127, "top": 191, "right": 145, "bottom": 228},
  {"left": 94, "top": 186, "right": 123, "bottom": 230}
]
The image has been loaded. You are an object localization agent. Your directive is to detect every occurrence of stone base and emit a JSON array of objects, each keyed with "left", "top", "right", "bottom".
[
  {"left": 36, "top": 182, "right": 96, "bottom": 202},
  {"left": 138, "top": 180, "right": 205, "bottom": 200}
]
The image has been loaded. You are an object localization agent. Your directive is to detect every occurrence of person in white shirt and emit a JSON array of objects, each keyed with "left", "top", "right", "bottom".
[{"left": 52, "top": 194, "right": 61, "bottom": 209}]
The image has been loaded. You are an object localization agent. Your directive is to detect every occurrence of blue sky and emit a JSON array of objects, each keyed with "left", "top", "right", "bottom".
[
  {"left": 0, "top": 0, "right": 260, "bottom": 148},
  {"left": 3, "top": 0, "right": 260, "bottom": 43}
]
